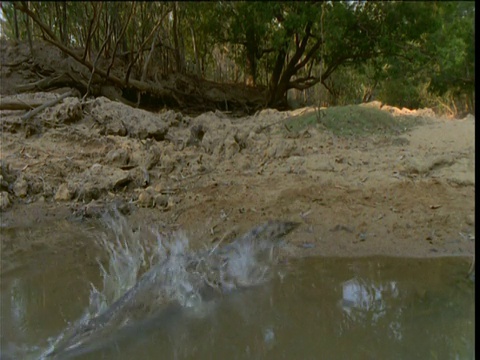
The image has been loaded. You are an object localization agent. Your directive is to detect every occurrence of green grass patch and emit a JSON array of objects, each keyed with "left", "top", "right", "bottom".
[{"left": 284, "top": 105, "right": 425, "bottom": 137}]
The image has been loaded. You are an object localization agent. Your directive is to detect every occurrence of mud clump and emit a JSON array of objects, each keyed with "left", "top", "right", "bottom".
[{"left": 88, "top": 97, "right": 169, "bottom": 140}]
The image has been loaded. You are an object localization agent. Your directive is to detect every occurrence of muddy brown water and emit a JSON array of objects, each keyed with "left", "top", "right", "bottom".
[{"left": 0, "top": 221, "right": 475, "bottom": 360}]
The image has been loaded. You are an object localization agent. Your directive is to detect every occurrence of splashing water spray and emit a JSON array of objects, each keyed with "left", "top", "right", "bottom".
[{"left": 40, "top": 210, "right": 298, "bottom": 359}]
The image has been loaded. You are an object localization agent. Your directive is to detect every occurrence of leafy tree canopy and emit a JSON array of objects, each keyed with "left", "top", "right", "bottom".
[{"left": 0, "top": 1, "right": 474, "bottom": 114}]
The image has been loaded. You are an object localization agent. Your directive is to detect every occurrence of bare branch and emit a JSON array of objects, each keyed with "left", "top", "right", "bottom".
[
  {"left": 21, "top": 91, "right": 73, "bottom": 121},
  {"left": 84, "top": 19, "right": 116, "bottom": 99},
  {"left": 294, "top": 38, "right": 322, "bottom": 72},
  {"left": 82, "top": 3, "right": 102, "bottom": 62},
  {"left": 15, "top": 2, "right": 58, "bottom": 46},
  {"left": 288, "top": 76, "right": 321, "bottom": 90},
  {"left": 125, "top": 9, "right": 170, "bottom": 84},
  {"left": 106, "top": 2, "right": 136, "bottom": 79}
]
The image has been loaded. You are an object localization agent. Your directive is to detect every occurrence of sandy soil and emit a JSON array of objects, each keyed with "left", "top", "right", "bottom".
[{"left": 0, "top": 91, "right": 475, "bottom": 265}]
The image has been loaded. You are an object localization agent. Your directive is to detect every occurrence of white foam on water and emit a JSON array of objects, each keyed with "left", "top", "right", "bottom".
[{"left": 38, "top": 212, "right": 282, "bottom": 359}]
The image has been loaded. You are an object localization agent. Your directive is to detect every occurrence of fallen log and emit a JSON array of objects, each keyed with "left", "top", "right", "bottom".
[
  {"left": 21, "top": 90, "right": 73, "bottom": 121},
  {"left": 0, "top": 98, "right": 43, "bottom": 110}
]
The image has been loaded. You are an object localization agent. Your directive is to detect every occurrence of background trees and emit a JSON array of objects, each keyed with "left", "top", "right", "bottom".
[{"left": 0, "top": 1, "right": 474, "bottom": 115}]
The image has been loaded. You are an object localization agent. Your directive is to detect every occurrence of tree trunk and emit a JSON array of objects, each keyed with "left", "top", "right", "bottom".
[
  {"left": 172, "top": 2, "right": 185, "bottom": 74},
  {"left": 266, "top": 22, "right": 317, "bottom": 108},
  {"left": 62, "top": 1, "right": 67, "bottom": 45},
  {"left": 13, "top": 6, "right": 19, "bottom": 40},
  {"left": 267, "top": 45, "right": 287, "bottom": 107},
  {"left": 24, "top": 3, "right": 33, "bottom": 56},
  {"left": 190, "top": 25, "right": 201, "bottom": 77},
  {"left": 244, "top": 22, "right": 257, "bottom": 86}
]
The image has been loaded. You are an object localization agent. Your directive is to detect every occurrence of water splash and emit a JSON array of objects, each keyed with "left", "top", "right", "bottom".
[
  {"left": 41, "top": 213, "right": 298, "bottom": 359},
  {"left": 94, "top": 212, "right": 147, "bottom": 313}
]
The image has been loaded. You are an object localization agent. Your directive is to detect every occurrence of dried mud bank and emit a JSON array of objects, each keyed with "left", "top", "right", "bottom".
[{"left": 0, "top": 95, "right": 475, "bottom": 261}]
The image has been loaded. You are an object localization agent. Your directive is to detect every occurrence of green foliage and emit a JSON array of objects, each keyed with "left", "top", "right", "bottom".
[
  {"left": 0, "top": 1, "right": 474, "bottom": 114},
  {"left": 284, "top": 105, "right": 422, "bottom": 137},
  {"left": 427, "top": 2, "right": 475, "bottom": 96},
  {"left": 377, "top": 78, "right": 424, "bottom": 110},
  {"left": 369, "top": 2, "right": 475, "bottom": 115}
]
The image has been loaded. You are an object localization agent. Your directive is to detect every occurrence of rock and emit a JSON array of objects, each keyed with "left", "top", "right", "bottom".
[
  {"left": 74, "top": 198, "right": 132, "bottom": 218},
  {"left": 234, "top": 131, "right": 248, "bottom": 149},
  {"left": 128, "top": 167, "right": 150, "bottom": 188},
  {"left": 127, "top": 115, "right": 168, "bottom": 140},
  {"left": 188, "top": 124, "right": 207, "bottom": 146},
  {"left": 82, "top": 201, "right": 107, "bottom": 218},
  {"left": 40, "top": 97, "right": 83, "bottom": 126},
  {"left": 0, "top": 191, "right": 12, "bottom": 211},
  {"left": 159, "top": 110, "right": 180, "bottom": 127},
  {"left": 54, "top": 183, "right": 72, "bottom": 201},
  {"left": 465, "top": 214, "right": 475, "bottom": 226},
  {"left": 28, "top": 177, "right": 45, "bottom": 196},
  {"left": 101, "top": 117, "right": 127, "bottom": 136},
  {"left": 88, "top": 97, "right": 168, "bottom": 140},
  {"left": 13, "top": 176, "right": 28, "bottom": 197},
  {"left": 201, "top": 130, "right": 219, "bottom": 154},
  {"left": 0, "top": 174, "right": 9, "bottom": 192},
  {"left": 145, "top": 145, "right": 162, "bottom": 170},
  {"left": 160, "top": 154, "right": 176, "bottom": 174},
  {"left": 154, "top": 194, "right": 169, "bottom": 210},
  {"left": 224, "top": 135, "right": 240, "bottom": 159},
  {"left": 116, "top": 200, "right": 134, "bottom": 215},
  {"left": 106, "top": 148, "right": 130, "bottom": 166},
  {"left": 1, "top": 160, "right": 17, "bottom": 191},
  {"left": 137, "top": 189, "right": 155, "bottom": 208},
  {"left": 73, "top": 164, "right": 132, "bottom": 202}
]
